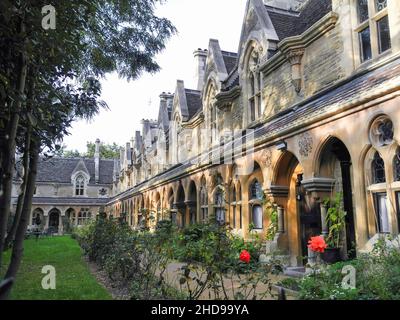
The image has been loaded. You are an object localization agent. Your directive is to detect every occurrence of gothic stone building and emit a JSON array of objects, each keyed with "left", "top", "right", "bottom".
[
  {"left": 16, "top": 0, "right": 400, "bottom": 267},
  {"left": 11, "top": 140, "right": 115, "bottom": 233}
]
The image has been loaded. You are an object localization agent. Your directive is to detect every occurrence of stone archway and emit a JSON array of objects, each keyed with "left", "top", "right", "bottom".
[
  {"left": 271, "top": 151, "right": 310, "bottom": 266},
  {"left": 317, "top": 137, "right": 356, "bottom": 259},
  {"left": 32, "top": 208, "right": 45, "bottom": 229},
  {"left": 48, "top": 208, "right": 61, "bottom": 234}
]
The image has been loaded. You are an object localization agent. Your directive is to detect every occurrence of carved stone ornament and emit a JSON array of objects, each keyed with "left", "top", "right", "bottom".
[
  {"left": 298, "top": 132, "right": 313, "bottom": 158},
  {"left": 261, "top": 149, "right": 272, "bottom": 168},
  {"left": 286, "top": 49, "right": 304, "bottom": 93}
]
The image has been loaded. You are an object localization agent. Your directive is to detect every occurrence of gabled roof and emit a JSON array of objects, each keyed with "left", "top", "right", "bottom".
[
  {"left": 185, "top": 89, "right": 202, "bottom": 119},
  {"left": 221, "top": 51, "right": 238, "bottom": 75},
  {"left": 36, "top": 158, "right": 114, "bottom": 185},
  {"left": 266, "top": 0, "right": 332, "bottom": 41},
  {"left": 172, "top": 80, "right": 202, "bottom": 122}
]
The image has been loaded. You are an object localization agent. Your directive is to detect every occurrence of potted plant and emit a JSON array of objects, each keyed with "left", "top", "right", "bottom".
[{"left": 322, "top": 193, "right": 347, "bottom": 264}]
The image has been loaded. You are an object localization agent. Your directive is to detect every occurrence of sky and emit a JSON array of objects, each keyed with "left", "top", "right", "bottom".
[{"left": 63, "top": 0, "right": 247, "bottom": 152}]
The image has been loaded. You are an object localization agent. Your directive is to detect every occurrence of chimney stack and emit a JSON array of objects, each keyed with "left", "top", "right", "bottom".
[
  {"left": 94, "top": 138, "right": 100, "bottom": 183},
  {"left": 193, "top": 49, "right": 208, "bottom": 92}
]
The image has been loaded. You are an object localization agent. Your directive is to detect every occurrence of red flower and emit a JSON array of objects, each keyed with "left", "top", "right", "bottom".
[
  {"left": 308, "top": 236, "right": 327, "bottom": 253},
  {"left": 239, "top": 250, "right": 251, "bottom": 264}
]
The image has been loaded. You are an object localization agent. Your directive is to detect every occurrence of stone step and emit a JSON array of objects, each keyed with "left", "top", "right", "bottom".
[{"left": 283, "top": 266, "right": 306, "bottom": 278}]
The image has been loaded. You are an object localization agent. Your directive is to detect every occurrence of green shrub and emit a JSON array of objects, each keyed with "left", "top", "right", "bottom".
[{"left": 298, "top": 238, "right": 400, "bottom": 300}]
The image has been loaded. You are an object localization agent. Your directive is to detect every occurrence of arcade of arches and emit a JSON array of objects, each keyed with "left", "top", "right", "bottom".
[{"left": 106, "top": 111, "right": 400, "bottom": 266}]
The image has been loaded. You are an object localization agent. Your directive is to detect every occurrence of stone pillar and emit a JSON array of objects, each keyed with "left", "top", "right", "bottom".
[
  {"left": 277, "top": 206, "right": 285, "bottom": 234},
  {"left": 320, "top": 202, "right": 329, "bottom": 237}
]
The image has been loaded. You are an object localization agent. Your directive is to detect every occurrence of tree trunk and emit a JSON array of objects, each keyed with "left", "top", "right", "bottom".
[
  {"left": 4, "top": 125, "right": 31, "bottom": 249},
  {"left": 2, "top": 138, "right": 38, "bottom": 299},
  {"left": 0, "top": 21, "right": 28, "bottom": 269}
]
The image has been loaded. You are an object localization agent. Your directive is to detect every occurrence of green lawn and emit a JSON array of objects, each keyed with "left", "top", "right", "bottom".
[{"left": 1, "top": 236, "right": 112, "bottom": 300}]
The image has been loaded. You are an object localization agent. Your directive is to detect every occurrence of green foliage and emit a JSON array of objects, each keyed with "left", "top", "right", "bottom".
[
  {"left": 262, "top": 195, "right": 278, "bottom": 241},
  {"left": 298, "top": 238, "right": 400, "bottom": 300},
  {"left": 324, "top": 193, "right": 347, "bottom": 248},
  {"left": 75, "top": 216, "right": 282, "bottom": 300}
]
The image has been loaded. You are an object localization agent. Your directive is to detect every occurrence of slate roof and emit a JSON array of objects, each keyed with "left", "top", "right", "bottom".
[
  {"left": 266, "top": 0, "right": 332, "bottom": 40},
  {"left": 221, "top": 51, "right": 238, "bottom": 75},
  {"left": 110, "top": 56, "right": 400, "bottom": 202},
  {"left": 36, "top": 158, "right": 114, "bottom": 185},
  {"left": 185, "top": 89, "right": 202, "bottom": 119},
  {"left": 31, "top": 197, "right": 109, "bottom": 205}
]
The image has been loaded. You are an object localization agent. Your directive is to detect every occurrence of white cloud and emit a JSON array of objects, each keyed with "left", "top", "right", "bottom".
[{"left": 63, "top": 0, "right": 246, "bottom": 152}]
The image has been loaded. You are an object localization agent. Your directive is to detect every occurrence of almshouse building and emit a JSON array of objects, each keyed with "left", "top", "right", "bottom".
[
  {"left": 13, "top": 0, "right": 400, "bottom": 267},
  {"left": 11, "top": 139, "right": 115, "bottom": 233},
  {"left": 106, "top": 0, "right": 400, "bottom": 266}
]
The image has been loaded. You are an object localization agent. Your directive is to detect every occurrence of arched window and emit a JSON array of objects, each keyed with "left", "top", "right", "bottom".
[
  {"left": 238, "top": 183, "right": 243, "bottom": 229},
  {"left": 248, "top": 49, "right": 262, "bottom": 123},
  {"left": 372, "top": 151, "right": 386, "bottom": 184},
  {"left": 394, "top": 148, "right": 400, "bottom": 182},
  {"left": 78, "top": 208, "right": 91, "bottom": 225},
  {"left": 200, "top": 179, "right": 208, "bottom": 222},
  {"left": 250, "top": 180, "right": 263, "bottom": 200},
  {"left": 250, "top": 179, "right": 263, "bottom": 230},
  {"left": 205, "top": 84, "right": 217, "bottom": 146},
  {"left": 214, "top": 187, "right": 225, "bottom": 225},
  {"left": 231, "top": 185, "right": 237, "bottom": 229},
  {"left": 75, "top": 175, "right": 85, "bottom": 196}
]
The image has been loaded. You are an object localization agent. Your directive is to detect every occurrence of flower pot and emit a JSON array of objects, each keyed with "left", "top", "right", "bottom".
[{"left": 321, "top": 248, "right": 342, "bottom": 264}]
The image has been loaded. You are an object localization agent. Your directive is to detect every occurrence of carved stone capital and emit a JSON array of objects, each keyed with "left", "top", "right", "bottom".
[{"left": 286, "top": 49, "right": 304, "bottom": 65}]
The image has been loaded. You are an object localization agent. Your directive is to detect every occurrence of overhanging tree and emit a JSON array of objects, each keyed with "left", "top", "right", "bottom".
[{"left": 0, "top": 0, "right": 176, "bottom": 298}]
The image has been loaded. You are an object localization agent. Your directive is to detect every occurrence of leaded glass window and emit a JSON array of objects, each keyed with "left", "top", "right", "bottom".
[
  {"left": 377, "top": 15, "right": 391, "bottom": 54},
  {"left": 359, "top": 27, "right": 372, "bottom": 62},
  {"left": 372, "top": 152, "right": 386, "bottom": 184},
  {"left": 75, "top": 175, "right": 85, "bottom": 196},
  {"left": 357, "top": 0, "right": 369, "bottom": 23},
  {"left": 250, "top": 180, "right": 263, "bottom": 200},
  {"left": 375, "top": 0, "right": 387, "bottom": 12},
  {"left": 394, "top": 148, "right": 400, "bottom": 182}
]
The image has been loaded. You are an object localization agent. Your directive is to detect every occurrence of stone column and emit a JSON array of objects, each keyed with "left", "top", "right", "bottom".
[
  {"left": 320, "top": 202, "right": 329, "bottom": 237},
  {"left": 277, "top": 206, "right": 285, "bottom": 234}
]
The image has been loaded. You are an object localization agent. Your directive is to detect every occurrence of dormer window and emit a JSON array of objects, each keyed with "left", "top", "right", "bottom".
[
  {"left": 75, "top": 175, "right": 85, "bottom": 196},
  {"left": 355, "top": 0, "right": 391, "bottom": 63},
  {"left": 247, "top": 48, "right": 262, "bottom": 123}
]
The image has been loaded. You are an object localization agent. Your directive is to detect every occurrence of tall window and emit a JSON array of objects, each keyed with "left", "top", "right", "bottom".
[
  {"left": 214, "top": 188, "right": 225, "bottom": 225},
  {"left": 356, "top": 0, "right": 391, "bottom": 63},
  {"left": 394, "top": 148, "right": 400, "bottom": 182},
  {"left": 248, "top": 49, "right": 262, "bottom": 122},
  {"left": 372, "top": 151, "right": 386, "bottom": 184},
  {"left": 200, "top": 180, "right": 208, "bottom": 222},
  {"left": 231, "top": 186, "right": 237, "bottom": 229},
  {"left": 78, "top": 208, "right": 92, "bottom": 225},
  {"left": 373, "top": 193, "right": 390, "bottom": 233},
  {"left": 75, "top": 175, "right": 85, "bottom": 196},
  {"left": 250, "top": 180, "right": 263, "bottom": 230}
]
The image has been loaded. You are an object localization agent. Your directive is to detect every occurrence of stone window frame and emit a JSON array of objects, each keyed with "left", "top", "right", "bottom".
[
  {"left": 73, "top": 172, "right": 88, "bottom": 197},
  {"left": 352, "top": 0, "right": 391, "bottom": 65},
  {"left": 200, "top": 179, "right": 208, "bottom": 222},
  {"left": 245, "top": 43, "right": 263, "bottom": 124},
  {"left": 204, "top": 81, "right": 218, "bottom": 147},
  {"left": 214, "top": 185, "right": 225, "bottom": 225},
  {"left": 78, "top": 208, "right": 92, "bottom": 225},
  {"left": 248, "top": 51, "right": 262, "bottom": 123},
  {"left": 365, "top": 146, "right": 399, "bottom": 235},
  {"left": 248, "top": 178, "right": 263, "bottom": 230}
]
